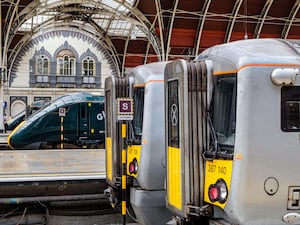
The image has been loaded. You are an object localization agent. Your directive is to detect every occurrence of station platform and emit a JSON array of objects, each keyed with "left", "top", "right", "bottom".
[
  {"left": 0, "top": 148, "right": 106, "bottom": 198},
  {"left": 0, "top": 148, "right": 105, "bottom": 182}
]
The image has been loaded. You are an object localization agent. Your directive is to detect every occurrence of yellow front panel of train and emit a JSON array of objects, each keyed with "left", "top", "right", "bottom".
[
  {"left": 127, "top": 144, "right": 141, "bottom": 178},
  {"left": 204, "top": 159, "right": 233, "bottom": 208},
  {"left": 106, "top": 137, "right": 113, "bottom": 181},
  {"left": 167, "top": 146, "right": 182, "bottom": 210}
]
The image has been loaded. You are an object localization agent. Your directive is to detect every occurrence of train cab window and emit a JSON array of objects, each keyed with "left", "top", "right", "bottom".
[
  {"left": 281, "top": 86, "right": 300, "bottom": 132},
  {"left": 132, "top": 88, "right": 144, "bottom": 136},
  {"left": 210, "top": 75, "right": 237, "bottom": 149}
]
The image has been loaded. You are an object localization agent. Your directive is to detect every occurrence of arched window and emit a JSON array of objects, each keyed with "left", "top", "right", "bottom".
[
  {"left": 36, "top": 55, "right": 49, "bottom": 75},
  {"left": 57, "top": 50, "right": 76, "bottom": 76},
  {"left": 82, "top": 57, "right": 95, "bottom": 76}
]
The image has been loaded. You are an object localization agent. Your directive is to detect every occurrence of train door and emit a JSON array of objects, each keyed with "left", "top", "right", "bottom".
[
  {"left": 79, "top": 102, "right": 89, "bottom": 138},
  {"left": 104, "top": 76, "right": 131, "bottom": 208},
  {"left": 165, "top": 59, "right": 209, "bottom": 222},
  {"left": 88, "top": 101, "right": 105, "bottom": 143}
]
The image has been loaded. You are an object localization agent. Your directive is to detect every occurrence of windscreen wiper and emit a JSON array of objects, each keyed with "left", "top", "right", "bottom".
[
  {"left": 205, "top": 111, "right": 233, "bottom": 160},
  {"left": 203, "top": 110, "right": 220, "bottom": 159}
]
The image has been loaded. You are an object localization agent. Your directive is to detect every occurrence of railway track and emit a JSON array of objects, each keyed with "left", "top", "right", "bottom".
[{"left": 0, "top": 197, "right": 130, "bottom": 225}]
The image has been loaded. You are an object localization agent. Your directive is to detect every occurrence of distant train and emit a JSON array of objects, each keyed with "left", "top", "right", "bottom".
[
  {"left": 8, "top": 92, "right": 105, "bottom": 149},
  {"left": 7, "top": 99, "right": 50, "bottom": 131},
  {"left": 105, "top": 38, "right": 300, "bottom": 225},
  {"left": 104, "top": 62, "right": 171, "bottom": 225}
]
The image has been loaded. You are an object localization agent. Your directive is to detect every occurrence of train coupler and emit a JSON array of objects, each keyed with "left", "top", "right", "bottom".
[
  {"left": 187, "top": 204, "right": 212, "bottom": 217},
  {"left": 104, "top": 187, "right": 119, "bottom": 208},
  {"left": 166, "top": 216, "right": 183, "bottom": 225}
]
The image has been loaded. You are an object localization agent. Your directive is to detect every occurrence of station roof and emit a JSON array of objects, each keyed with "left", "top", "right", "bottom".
[{"left": 2, "top": 0, "right": 300, "bottom": 74}]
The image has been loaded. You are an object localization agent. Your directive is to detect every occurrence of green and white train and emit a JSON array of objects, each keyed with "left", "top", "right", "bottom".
[{"left": 8, "top": 92, "right": 105, "bottom": 149}]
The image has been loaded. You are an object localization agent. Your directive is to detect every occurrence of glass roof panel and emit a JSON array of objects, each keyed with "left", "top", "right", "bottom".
[
  {"left": 101, "top": 0, "right": 120, "bottom": 10},
  {"left": 110, "top": 20, "right": 131, "bottom": 30},
  {"left": 100, "top": 0, "right": 136, "bottom": 13},
  {"left": 19, "top": 14, "right": 56, "bottom": 31},
  {"left": 94, "top": 19, "right": 110, "bottom": 29},
  {"left": 18, "top": 0, "right": 146, "bottom": 38},
  {"left": 108, "top": 20, "right": 131, "bottom": 36}
]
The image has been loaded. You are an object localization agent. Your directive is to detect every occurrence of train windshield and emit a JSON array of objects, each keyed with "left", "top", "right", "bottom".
[
  {"left": 132, "top": 87, "right": 144, "bottom": 136},
  {"left": 210, "top": 75, "right": 237, "bottom": 149}
]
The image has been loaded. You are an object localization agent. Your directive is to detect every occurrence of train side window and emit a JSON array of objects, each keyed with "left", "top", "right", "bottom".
[
  {"left": 80, "top": 105, "right": 87, "bottom": 119},
  {"left": 105, "top": 90, "right": 112, "bottom": 137},
  {"left": 281, "top": 86, "right": 300, "bottom": 132},
  {"left": 132, "top": 88, "right": 144, "bottom": 136}
]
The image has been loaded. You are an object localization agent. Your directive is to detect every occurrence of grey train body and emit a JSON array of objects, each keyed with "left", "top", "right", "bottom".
[
  {"left": 165, "top": 38, "right": 300, "bottom": 225},
  {"left": 106, "top": 38, "right": 300, "bottom": 225},
  {"left": 105, "top": 62, "right": 171, "bottom": 225}
]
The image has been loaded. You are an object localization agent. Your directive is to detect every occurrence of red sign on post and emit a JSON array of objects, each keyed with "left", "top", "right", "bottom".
[{"left": 117, "top": 98, "right": 133, "bottom": 121}]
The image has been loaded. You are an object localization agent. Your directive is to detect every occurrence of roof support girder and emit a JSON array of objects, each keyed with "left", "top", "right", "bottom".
[
  {"left": 281, "top": 0, "right": 300, "bottom": 39},
  {"left": 6, "top": 0, "right": 162, "bottom": 73},
  {"left": 253, "top": 0, "right": 273, "bottom": 38},
  {"left": 154, "top": 0, "right": 165, "bottom": 61},
  {"left": 2, "top": 0, "right": 21, "bottom": 66},
  {"left": 193, "top": 0, "right": 211, "bottom": 56},
  {"left": 165, "top": 0, "right": 179, "bottom": 60},
  {"left": 224, "top": 0, "right": 244, "bottom": 43}
]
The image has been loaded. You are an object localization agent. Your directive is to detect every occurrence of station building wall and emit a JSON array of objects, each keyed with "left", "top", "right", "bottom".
[{"left": 6, "top": 29, "right": 118, "bottom": 117}]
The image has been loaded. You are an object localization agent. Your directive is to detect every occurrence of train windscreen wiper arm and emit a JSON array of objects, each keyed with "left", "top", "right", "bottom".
[{"left": 205, "top": 110, "right": 220, "bottom": 158}]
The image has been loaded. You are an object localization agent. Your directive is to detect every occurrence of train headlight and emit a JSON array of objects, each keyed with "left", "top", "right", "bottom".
[
  {"left": 208, "top": 179, "right": 228, "bottom": 204},
  {"left": 129, "top": 158, "right": 138, "bottom": 174},
  {"left": 271, "top": 68, "right": 299, "bottom": 86}
]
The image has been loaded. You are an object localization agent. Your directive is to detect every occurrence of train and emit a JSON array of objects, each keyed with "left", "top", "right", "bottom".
[
  {"left": 7, "top": 99, "right": 50, "bottom": 131},
  {"left": 104, "top": 62, "right": 172, "bottom": 225},
  {"left": 164, "top": 38, "right": 300, "bottom": 225},
  {"left": 8, "top": 92, "right": 105, "bottom": 149},
  {"left": 105, "top": 38, "right": 300, "bottom": 225}
]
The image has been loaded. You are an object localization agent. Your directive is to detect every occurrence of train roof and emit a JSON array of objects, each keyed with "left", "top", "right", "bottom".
[
  {"left": 52, "top": 92, "right": 104, "bottom": 104},
  {"left": 25, "top": 92, "right": 104, "bottom": 123},
  {"left": 128, "top": 61, "right": 168, "bottom": 86},
  {"left": 196, "top": 39, "right": 300, "bottom": 72}
]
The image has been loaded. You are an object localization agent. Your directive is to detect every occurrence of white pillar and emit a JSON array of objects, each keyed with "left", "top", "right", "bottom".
[
  {"left": 0, "top": 0, "right": 4, "bottom": 132},
  {"left": 0, "top": 100, "right": 3, "bottom": 132},
  {"left": 0, "top": 68, "right": 4, "bottom": 132}
]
